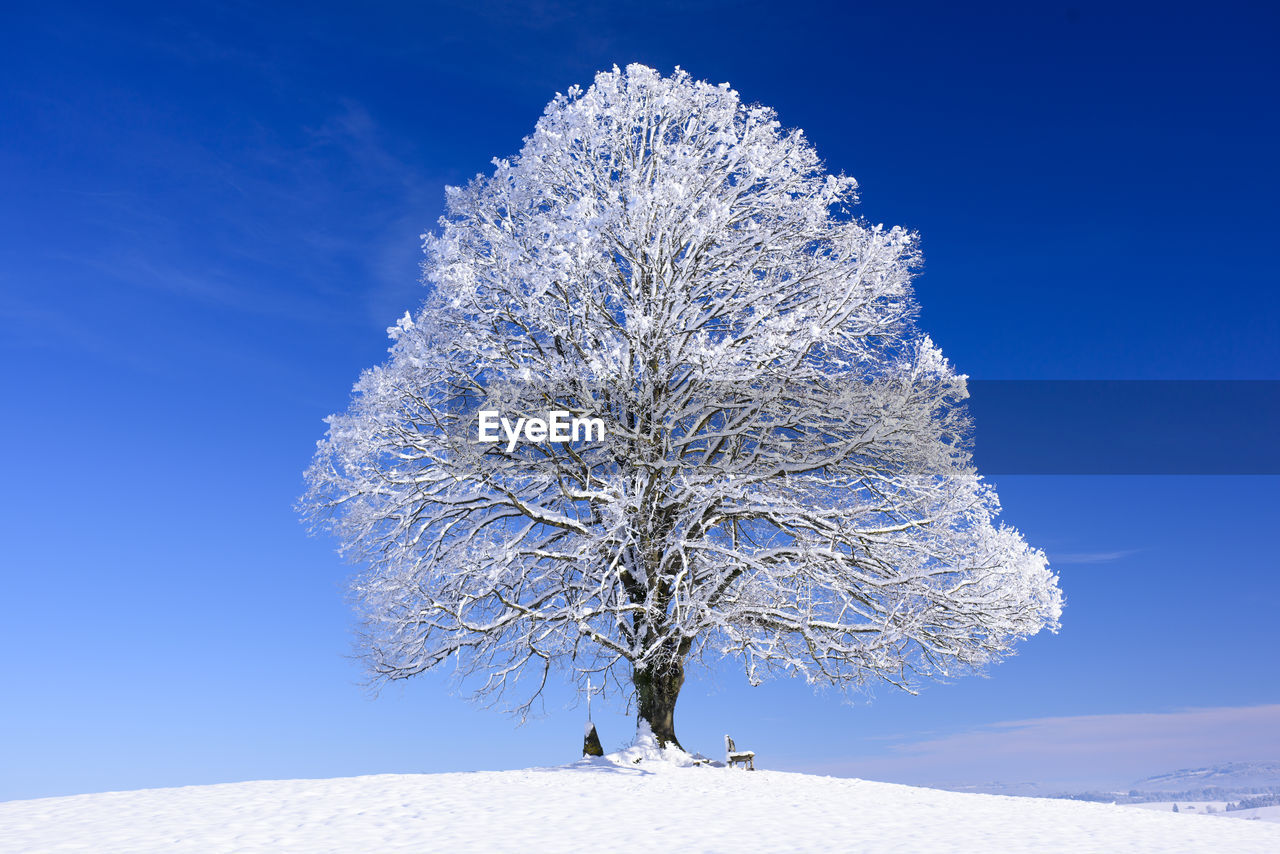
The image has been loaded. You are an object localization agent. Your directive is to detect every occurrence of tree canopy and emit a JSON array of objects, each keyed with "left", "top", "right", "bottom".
[{"left": 301, "top": 64, "right": 1063, "bottom": 748}]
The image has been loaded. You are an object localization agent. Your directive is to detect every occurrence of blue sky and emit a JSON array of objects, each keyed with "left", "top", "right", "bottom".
[{"left": 2, "top": 1, "right": 1277, "bottom": 800}]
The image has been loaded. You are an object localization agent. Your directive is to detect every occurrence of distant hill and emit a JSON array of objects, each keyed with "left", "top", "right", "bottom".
[
  {"left": 1134, "top": 761, "right": 1280, "bottom": 792},
  {"left": 931, "top": 761, "right": 1280, "bottom": 806}
]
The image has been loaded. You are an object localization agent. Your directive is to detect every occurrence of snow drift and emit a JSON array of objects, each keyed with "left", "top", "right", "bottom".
[{"left": 4, "top": 753, "right": 1279, "bottom": 853}]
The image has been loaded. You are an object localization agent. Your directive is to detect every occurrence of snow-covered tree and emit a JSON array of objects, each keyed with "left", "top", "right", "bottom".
[{"left": 301, "top": 64, "right": 1062, "bottom": 749}]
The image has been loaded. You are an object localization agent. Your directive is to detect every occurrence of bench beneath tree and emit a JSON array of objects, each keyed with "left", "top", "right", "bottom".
[{"left": 725, "top": 735, "right": 755, "bottom": 770}]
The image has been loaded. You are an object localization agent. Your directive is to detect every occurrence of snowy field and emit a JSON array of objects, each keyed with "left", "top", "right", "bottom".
[
  {"left": 5, "top": 753, "right": 1280, "bottom": 854},
  {"left": 1126, "top": 800, "right": 1280, "bottom": 822}
]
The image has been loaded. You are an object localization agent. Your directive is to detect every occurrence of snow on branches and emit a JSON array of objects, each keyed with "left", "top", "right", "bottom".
[{"left": 301, "top": 64, "right": 1062, "bottom": 739}]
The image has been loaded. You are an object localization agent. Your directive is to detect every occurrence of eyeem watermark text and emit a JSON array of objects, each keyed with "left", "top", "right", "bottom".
[{"left": 478, "top": 410, "right": 607, "bottom": 452}]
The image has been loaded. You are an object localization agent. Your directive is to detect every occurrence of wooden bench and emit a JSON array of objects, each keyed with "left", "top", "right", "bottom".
[{"left": 725, "top": 735, "right": 755, "bottom": 770}]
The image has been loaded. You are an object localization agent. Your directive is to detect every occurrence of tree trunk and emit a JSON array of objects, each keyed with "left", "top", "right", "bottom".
[{"left": 633, "top": 654, "right": 686, "bottom": 750}]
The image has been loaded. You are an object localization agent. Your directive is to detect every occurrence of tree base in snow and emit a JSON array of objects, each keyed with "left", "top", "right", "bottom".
[{"left": 610, "top": 721, "right": 720, "bottom": 766}]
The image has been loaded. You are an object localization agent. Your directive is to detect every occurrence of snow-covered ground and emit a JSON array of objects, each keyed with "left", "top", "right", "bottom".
[
  {"left": 1128, "top": 800, "right": 1235, "bottom": 816},
  {"left": 5, "top": 753, "right": 1280, "bottom": 853},
  {"left": 1226, "top": 806, "right": 1280, "bottom": 823},
  {"left": 1126, "top": 801, "right": 1280, "bottom": 823}
]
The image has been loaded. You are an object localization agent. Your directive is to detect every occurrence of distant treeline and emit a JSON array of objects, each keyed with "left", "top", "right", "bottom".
[
  {"left": 1052, "top": 786, "right": 1280, "bottom": 805},
  {"left": 1225, "top": 793, "right": 1280, "bottom": 811}
]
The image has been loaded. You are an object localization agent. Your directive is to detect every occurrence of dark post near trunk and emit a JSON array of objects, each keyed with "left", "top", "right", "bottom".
[{"left": 583, "top": 722, "right": 604, "bottom": 757}]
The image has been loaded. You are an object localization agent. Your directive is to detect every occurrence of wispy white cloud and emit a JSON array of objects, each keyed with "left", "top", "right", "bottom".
[{"left": 1051, "top": 549, "right": 1140, "bottom": 565}]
